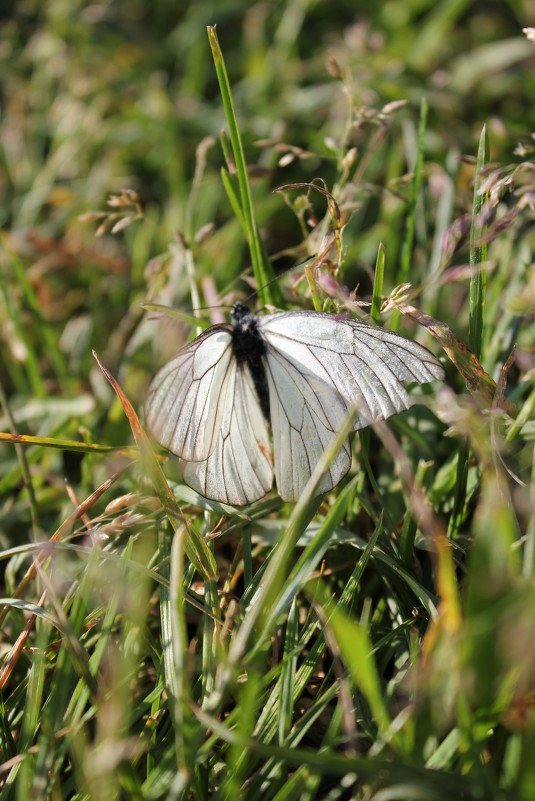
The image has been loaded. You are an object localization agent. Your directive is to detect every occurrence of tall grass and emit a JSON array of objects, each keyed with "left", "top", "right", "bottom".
[{"left": 1, "top": 4, "right": 535, "bottom": 800}]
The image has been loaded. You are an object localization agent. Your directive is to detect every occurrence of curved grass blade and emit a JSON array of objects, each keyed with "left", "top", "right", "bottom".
[{"left": 92, "top": 351, "right": 217, "bottom": 582}]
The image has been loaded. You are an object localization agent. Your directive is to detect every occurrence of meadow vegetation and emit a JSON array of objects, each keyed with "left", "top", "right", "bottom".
[{"left": 1, "top": 2, "right": 535, "bottom": 799}]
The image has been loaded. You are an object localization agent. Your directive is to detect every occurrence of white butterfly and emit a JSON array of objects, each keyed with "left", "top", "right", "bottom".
[{"left": 145, "top": 302, "right": 444, "bottom": 506}]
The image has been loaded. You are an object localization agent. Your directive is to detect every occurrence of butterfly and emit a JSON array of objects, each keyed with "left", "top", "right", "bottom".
[{"left": 144, "top": 302, "right": 444, "bottom": 506}]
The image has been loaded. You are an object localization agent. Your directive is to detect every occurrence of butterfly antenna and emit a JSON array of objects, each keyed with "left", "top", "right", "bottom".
[
  {"left": 243, "top": 253, "right": 317, "bottom": 308},
  {"left": 189, "top": 253, "right": 317, "bottom": 317}
]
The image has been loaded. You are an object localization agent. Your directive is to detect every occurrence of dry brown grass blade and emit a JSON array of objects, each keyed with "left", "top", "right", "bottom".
[
  {"left": 399, "top": 303, "right": 506, "bottom": 407},
  {"left": 92, "top": 351, "right": 217, "bottom": 581},
  {"left": 0, "top": 591, "right": 46, "bottom": 689}
]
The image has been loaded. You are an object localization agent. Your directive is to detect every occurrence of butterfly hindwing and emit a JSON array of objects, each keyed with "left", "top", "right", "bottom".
[{"left": 263, "top": 343, "right": 352, "bottom": 502}]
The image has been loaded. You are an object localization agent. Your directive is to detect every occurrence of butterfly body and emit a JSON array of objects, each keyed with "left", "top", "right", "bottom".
[
  {"left": 145, "top": 303, "right": 444, "bottom": 505},
  {"left": 230, "top": 301, "right": 270, "bottom": 419}
]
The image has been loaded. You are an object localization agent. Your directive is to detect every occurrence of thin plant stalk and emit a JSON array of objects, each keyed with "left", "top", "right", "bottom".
[
  {"left": 398, "top": 97, "right": 428, "bottom": 286},
  {"left": 448, "top": 127, "right": 489, "bottom": 539},
  {"left": 207, "top": 26, "right": 282, "bottom": 309}
]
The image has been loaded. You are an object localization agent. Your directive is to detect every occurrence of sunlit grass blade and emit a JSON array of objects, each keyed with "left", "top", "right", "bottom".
[
  {"left": 391, "top": 96, "right": 428, "bottom": 332},
  {"left": 252, "top": 512, "right": 383, "bottom": 746},
  {"left": 449, "top": 126, "right": 489, "bottom": 540},
  {"left": 359, "top": 243, "right": 387, "bottom": 480},
  {"left": 228, "top": 405, "right": 359, "bottom": 670},
  {"left": 220, "top": 165, "right": 246, "bottom": 230},
  {"left": 201, "top": 539, "right": 220, "bottom": 705},
  {"left": 159, "top": 525, "right": 191, "bottom": 790},
  {"left": 278, "top": 597, "right": 299, "bottom": 745},
  {"left": 0, "top": 430, "right": 135, "bottom": 455},
  {"left": 313, "top": 591, "right": 391, "bottom": 736},
  {"left": 371, "top": 241, "right": 385, "bottom": 325}
]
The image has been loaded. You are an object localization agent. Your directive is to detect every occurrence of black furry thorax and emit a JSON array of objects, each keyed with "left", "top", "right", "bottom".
[
  {"left": 230, "top": 302, "right": 267, "bottom": 366},
  {"left": 230, "top": 302, "right": 269, "bottom": 419}
]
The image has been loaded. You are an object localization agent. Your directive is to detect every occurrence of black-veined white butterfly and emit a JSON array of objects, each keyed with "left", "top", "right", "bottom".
[{"left": 145, "top": 302, "right": 444, "bottom": 506}]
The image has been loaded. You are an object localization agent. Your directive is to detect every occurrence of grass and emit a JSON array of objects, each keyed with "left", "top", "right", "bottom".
[{"left": 1, "top": 3, "right": 535, "bottom": 799}]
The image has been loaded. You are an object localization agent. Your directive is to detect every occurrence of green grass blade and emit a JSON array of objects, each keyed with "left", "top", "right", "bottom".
[
  {"left": 398, "top": 97, "right": 428, "bottom": 287},
  {"left": 523, "top": 444, "right": 535, "bottom": 579},
  {"left": 278, "top": 597, "right": 299, "bottom": 745},
  {"left": 229, "top": 406, "right": 359, "bottom": 668},
  {"left": 201, "top": 543, "right": 220, "bottom": 704},
  {"left": 321, "top": 598, "right": 392, "bottom": 730},
  {"left": 2, "top": 241, "right": 70, "bottom": 388},
  {"left": 220, "top": 166, "right": 246, "bottom": 230},
  {"left": 0, "top": 430, "right": 134, "bottom": 455},
  {"left": 449, "top": 126, "right": 489, "bottom": 542},
  {"left": 0, "top": 281, "right": 44, "bottom": 397},
  {"left": 371, "top": 242, "right": 385, "bottom": 325},
  {"left": 469, "top": 124, "right": 489, "bottom": 360},
  {"left": 207, "top": 26, "right": 282, "bottom": 309},
  {"left": 159, "top": 525, "right": 191, "bottom": 789}
]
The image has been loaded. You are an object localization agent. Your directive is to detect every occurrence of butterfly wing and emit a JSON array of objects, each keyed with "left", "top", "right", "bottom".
[
  {"left": 259, "top": 311, "right": 444, "bottom": 502},
  {"left": 145, "top": 325, "right": 272, "bottom": 505},
  {"left": 263, "top": 343, "right": 352, "bottom": 502},
  {"left": 145, "top": 326, "right": 235, "bottom": 462},
  {"left": 146, "top": 309, "right": 443, "bottom": 505},
  {"left": 181, "top": 359, "right": 273, "bottom": 505}
]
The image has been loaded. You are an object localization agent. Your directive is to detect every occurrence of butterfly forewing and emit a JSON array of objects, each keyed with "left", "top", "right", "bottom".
[
  {"left": 259, "top": 312, "right": 443, "bottom": 425},
  {"left": 144, "top": 327, "right": 235, "bottom": 462},
  {"left": 345, "top": 318, "right": 445, "bottom": 383},
  {"left": 259, "top": 311, "right": 444, "bottom": 501}
]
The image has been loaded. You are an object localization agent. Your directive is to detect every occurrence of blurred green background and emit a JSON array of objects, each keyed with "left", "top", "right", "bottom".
[{"left": 2, "top": 0, "right": 534, "bottom": 357}]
